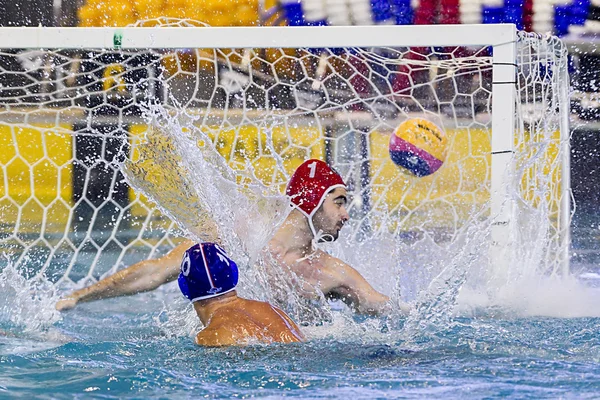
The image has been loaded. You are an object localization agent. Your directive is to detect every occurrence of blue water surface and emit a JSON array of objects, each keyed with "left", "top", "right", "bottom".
[
  {"left": 1, "top": 218, "right": 600, "bottom": 399},
  {"left": 2, "top": 288, "right": 600, "bottom": 399}
]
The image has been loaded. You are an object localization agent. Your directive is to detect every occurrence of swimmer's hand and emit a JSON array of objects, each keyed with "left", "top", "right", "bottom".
[{"left": 55, "top": 295, "right": 79, "bottom": 311}]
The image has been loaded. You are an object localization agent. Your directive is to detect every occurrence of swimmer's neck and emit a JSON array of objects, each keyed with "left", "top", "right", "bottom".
[
  {"left": 272, "top": 210, "right": 314, "bottom": 257},
  {"left": 192, "top": 291, "right": 239, "bottom": 325}
]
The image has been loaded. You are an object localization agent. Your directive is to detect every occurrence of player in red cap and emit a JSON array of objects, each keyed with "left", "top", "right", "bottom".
[
  {"left": 56, "top": 159, "right": 404, "bottom": 318},
  {"left": 286, "top": 159, "right": 346, "bottom": 243}
]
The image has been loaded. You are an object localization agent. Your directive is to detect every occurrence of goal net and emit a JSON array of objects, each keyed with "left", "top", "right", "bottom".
[{"left": 0, "top": 20, "right": 570, "bottom": 293}]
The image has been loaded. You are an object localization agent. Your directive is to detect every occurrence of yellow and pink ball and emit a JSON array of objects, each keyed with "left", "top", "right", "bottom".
[{"left": 389, "top": 118, "right": 448, "bottom": 177}]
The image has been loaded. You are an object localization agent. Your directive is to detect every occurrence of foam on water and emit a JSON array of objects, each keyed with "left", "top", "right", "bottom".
[
  {"left": 0, "top": 259, "right": 71, "bottom": 351},
  {"left": 0, "top": 259, "right": 61, "bottom": 333},
  {"left": 123, "top": 101, "right": 290, "bottom": 299}
]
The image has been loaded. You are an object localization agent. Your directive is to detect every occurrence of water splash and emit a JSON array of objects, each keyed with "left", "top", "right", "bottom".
[
  {"left": 458, "top": 274, "right": 600, "bottom": 318},
  {"left": 154, "top": 295, "right": 202, "bottom": 339},
  {"left": 389, "top": 219, "right": 487, "bottom": 341},
  {"left": 0, "top": 257, "right": 61, "bottom": 333},
  {"left": 115, "top": 100, "right": 592, "bottom": 345},
  {"left": 455, "top": 186, "right": 600, "bottom": 319},
  {"left": 122, "top": 101, "right": 290, "bottom": 295}
]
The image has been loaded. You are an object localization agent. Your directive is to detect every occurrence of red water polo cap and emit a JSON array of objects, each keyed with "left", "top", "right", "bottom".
[{"left": 286, "top": 159, "right": 346, "bottom": 217}]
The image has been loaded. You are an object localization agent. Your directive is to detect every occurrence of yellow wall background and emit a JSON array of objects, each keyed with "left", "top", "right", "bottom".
[
  {"left": 127, "top": 123, "right": 323, "bottom": 218},
  {"left": 78, "top": 0, "right": 267, "bottom": 27},
  {"left": 0, "top": 124, "right": 73, "bottom": 235},
  {"left": 369, "top": 127, "right": 562, "bottom": 232},
  {"left": 0, "top": 122, "right": 561, "bottom": 238}
]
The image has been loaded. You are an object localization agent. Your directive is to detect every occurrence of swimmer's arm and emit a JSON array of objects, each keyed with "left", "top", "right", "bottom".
[
  {"left": 56, "top": 239, "right": 194, "bottom": 311},
  {"left": 326, "top": 261, "right": 392, "bottom": 316}
]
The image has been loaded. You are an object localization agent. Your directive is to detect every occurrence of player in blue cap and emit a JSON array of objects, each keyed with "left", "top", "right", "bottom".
[{"left": 179, "top": 242, "right": 304, "bottom": 346}]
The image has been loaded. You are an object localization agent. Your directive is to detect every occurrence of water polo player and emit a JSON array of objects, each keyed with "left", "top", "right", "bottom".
[
  {"left": 179, "top": 242, "right": 304, "bottom": 346},
  {"left": 57, "top": 160, "right": 408, "bottom": 317}
]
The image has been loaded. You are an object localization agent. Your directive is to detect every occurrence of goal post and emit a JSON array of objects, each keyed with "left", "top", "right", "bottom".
[
  {"left": 0, "top": 22, "right": 570, "bottom": 287},
  {"left": 1, "top": 24, "right": 518, "bottom": 49}
]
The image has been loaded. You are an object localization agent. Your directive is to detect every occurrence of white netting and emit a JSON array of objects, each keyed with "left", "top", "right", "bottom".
[
  {"left": 0, "top": 21, "right": 569, "bottom": 298},
  {"left": 506, "top": 32, "right": 570, "bottom": 277}
]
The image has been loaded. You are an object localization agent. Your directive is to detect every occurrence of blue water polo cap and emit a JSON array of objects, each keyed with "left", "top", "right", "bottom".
[{"left": 178, "top": 243, "right": 239, "bottom": 302}]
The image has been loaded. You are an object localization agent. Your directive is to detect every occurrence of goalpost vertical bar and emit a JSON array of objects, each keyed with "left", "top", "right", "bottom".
[
  {"left": 558, "top": 57, "right": 571, "bottom": 277},
  {"left": 490, "top": 33, "right": 518, "bottom": 272}
]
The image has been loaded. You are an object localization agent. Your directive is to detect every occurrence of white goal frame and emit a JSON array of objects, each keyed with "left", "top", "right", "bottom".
[{"left": 0, "top": 23, "right": 571, "bottom": 275}]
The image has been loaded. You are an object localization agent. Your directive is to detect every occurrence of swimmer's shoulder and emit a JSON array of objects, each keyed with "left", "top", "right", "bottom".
[
  {"left": 318, "top": 250, "right": 343, "bottom": 267},
  {"left": 195, "top": 326, "right": 239, "bottom": 347},
  {"left": 207, "top": 299, "right": 271, "bottom": 326},
  {"left": 197, "top": 307, "right": 255, "bottom": 347},
  {"left": 233, "top": 298, "right": 284, "bottom": 316},
  {"left": 266, "top": 238, "right": 285, "bottom": 257},
  {"left": 211, "top": 299, "right": 296, "bottom": 327},
  {"left": 314, "top": 253, "right": 369, "bottom": 296},
  {"left": 209, "top": 304, "right": 252, "bottom": 324},
  {"left": 316, "top": 252, "right": 351, "bottom": 280}
]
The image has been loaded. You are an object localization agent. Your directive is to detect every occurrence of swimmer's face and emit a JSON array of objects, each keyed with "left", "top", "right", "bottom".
[{"left": 312, "top": 187, "right": 349, "bottom": 241}]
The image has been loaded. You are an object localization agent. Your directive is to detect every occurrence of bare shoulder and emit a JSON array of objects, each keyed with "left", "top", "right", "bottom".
[
  {"left": 210, "top": 300, "right": 291, "bottom": 325},
  {"left": 232, "top": 298, "right": 280, "bottom": 315},
  {"left": 195, "top": 308, "right": 253, "bottom": 347},
  {"left": 317, "top": 251, "right": 383, "bottom": 300},
  {"left": 265, "top": 239, "right": 285, "bottom": 260},
  {"left": 320, "top": 251, "right": 360, "bottom": 280},
  {"left": 195, "top": 326, "right": 238, "bottom": 347},
  {"left": 210, "top": 306, "right": 252, "bottom": 324},
  {"left": 206, "top": 300, "right": 273, "bottom": 326}
]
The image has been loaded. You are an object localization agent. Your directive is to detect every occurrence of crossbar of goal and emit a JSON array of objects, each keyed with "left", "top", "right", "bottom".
[
  {"left": 0, "top": 23, "right": 566, "bottom": 274},
  {"left": 0, "top": 24, "right": 515, "bottom": 49}
]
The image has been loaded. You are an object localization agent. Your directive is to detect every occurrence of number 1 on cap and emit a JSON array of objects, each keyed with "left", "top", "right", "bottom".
[{"left": 308, "top": 161, "right": 317, "bottom": 178}]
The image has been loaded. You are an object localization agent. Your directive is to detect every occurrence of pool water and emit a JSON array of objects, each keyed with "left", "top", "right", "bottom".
[
  {"left": 2, "top": 281, "right": 600, "bottom": 399},
  {"left": 1, "top": 208, "right": 600, "bottom": 399}
]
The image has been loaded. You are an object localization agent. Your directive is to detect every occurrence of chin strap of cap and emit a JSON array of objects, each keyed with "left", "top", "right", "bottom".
[
  {"left": 288, "top": 183, "right": 345, "bottom": 260},
  {"left": 290, "top": 203, "right": 336, "bottom": 262}
]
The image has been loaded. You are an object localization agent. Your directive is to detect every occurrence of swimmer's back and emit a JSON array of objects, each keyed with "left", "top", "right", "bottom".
[{"left": 195, "top": 298, "right": 305, "bottom": 347}]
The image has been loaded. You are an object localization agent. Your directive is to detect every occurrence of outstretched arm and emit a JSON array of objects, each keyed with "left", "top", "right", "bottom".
[
  {"left": 56, "top": 239, "right": 194, "bottom": 311},
  {"left": 324, "top": 258, "right": 409, "bottom": 316}
]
